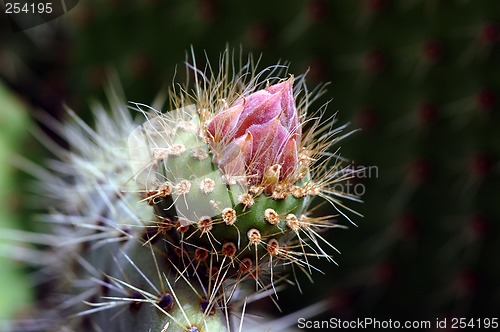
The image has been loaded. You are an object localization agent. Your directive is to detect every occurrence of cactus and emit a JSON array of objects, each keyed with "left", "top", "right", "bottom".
[
  {"left": 0, "top": 81, "right": 33, "bottom": 326},
  {"left": 9, "top": 50, "right": 357, "bottom": 331},
  {"left": 6, "top": 0, "right": 498, "bottom": 328}
]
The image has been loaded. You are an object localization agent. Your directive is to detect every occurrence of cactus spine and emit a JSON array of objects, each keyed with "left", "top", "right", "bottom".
[{"left": 14, "top": 50, "right": 357, "bottom": 331}]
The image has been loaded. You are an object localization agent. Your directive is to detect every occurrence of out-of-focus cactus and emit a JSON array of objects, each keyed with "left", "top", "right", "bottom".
[
  {"left": 9, "top": 50, "right": 357, "bottom": 331},
  {"left": 0, "top": 81, "right": 33, "bottom": 327}
]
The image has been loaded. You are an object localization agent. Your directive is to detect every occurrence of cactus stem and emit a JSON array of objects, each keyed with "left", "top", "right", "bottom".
[{"left": 10, "top": 48, "right": 361, "bottom": 331}]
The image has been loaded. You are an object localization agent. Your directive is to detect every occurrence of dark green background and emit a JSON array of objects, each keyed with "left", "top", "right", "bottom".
[{"left": 1, "top": 0, "right": 499, "bottom": 328}]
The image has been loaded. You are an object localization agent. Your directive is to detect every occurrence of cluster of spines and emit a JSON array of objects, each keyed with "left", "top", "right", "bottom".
[
  {"left": 129, "top": 63, "right": 356, "bottom": 295},
  {"left": 139, "top": 136, "right": 344, "bottom": 293},
  {"left": 9, "top": 50, "right": 358, "bottom": 331}
]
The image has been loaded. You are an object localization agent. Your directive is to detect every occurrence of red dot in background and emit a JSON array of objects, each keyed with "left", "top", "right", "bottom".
[
  {"left": 248, "top": 23, "right": 273, "bottom": 48},
  {"left": 475, "top": 89, "right": 496, "bottom": 112},
  {"left": 329, "top": 288, "right": 353, "bottom": 316},
  {"left": 355, "top": 107, "right": 379, "bottom": 132},
  {"left": 307, "top": 0, "right": 328, "bottom": 22},
  {"left": 397, "top": 214, "right": 419, "bottom": 239},
  {"left": 409, "top": 159, "right": 431, "bottom": 183},
  {"left": 74, "top": 3, "right": 94, "bottom": 27},
  {"left": 421, "top": 40, "right": 443, "bottom": 63},
  {"left": 88, "top": 65, "right": 107, "bottom": 89},
  {"left": 467, "top": 214, "right": 490, "bottom": 240},
  {"left": 376, "top": 260, "right": 397, "bottom": 285},
  {"left": 306, "top": 58, "right": 330, "bottom": 83},
  {"left": 198, "top": 0, "right": 220, "bottom": 23},
  {"left": 457, "top": 269, "right": 479, "bottom": 296},
  {"left": 364, "top": 0, "right": 388, "bottom": 14},
  {"left": 364, "top": 50, "right": 386, "bottom": 74},
  {"left": 469, "top": 153, "right": 493, "bottom": 177},
  {"left": 479, "top": 22, "right": 499, "bottom": 44},
  {"left": 417, "top": 102, "right": 439, "bottom": 125},
  {"left": 129, "top": 53, "right": 153, "bottom": 78}
]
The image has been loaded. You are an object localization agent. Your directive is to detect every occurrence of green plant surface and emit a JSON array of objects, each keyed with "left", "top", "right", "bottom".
[{"left": 0, "top": 80, "right": 33, "bottom": 323}]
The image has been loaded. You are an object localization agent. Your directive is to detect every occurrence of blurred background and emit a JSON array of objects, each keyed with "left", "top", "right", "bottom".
[{"left": 1, "top": 0, "right": 499, "bottom": 329}]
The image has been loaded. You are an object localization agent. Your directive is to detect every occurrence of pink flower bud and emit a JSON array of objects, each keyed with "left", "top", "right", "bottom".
[{"left": 207, "top": 77, "right": 301, "bottom": 187}]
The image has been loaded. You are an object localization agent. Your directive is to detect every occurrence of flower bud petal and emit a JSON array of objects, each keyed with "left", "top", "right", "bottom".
[
  {"left": 233, "top": 91, "right": 283, "bottom": 137},
  {"left": 206, "top": 103, "right": 245, "bottom": 143},
  {"left": 278, "top": 134, "right": 299, "bottom": 180},
  {"left": 265, "top": 78, "right": 298, "bottom": 134},
  {"left": 219, "top": 131, "right": 253, "bottom": 177},
  {"left": 207, "top": 76, "right": 301, "bottom": 188},
  {"left": 246, "top": 118, "right": 288, "bottom": 182}
]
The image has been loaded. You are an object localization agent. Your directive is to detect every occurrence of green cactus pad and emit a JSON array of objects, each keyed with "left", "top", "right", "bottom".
[{"left": 129, "top": 106, "right": 317, "bottom": 282}]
